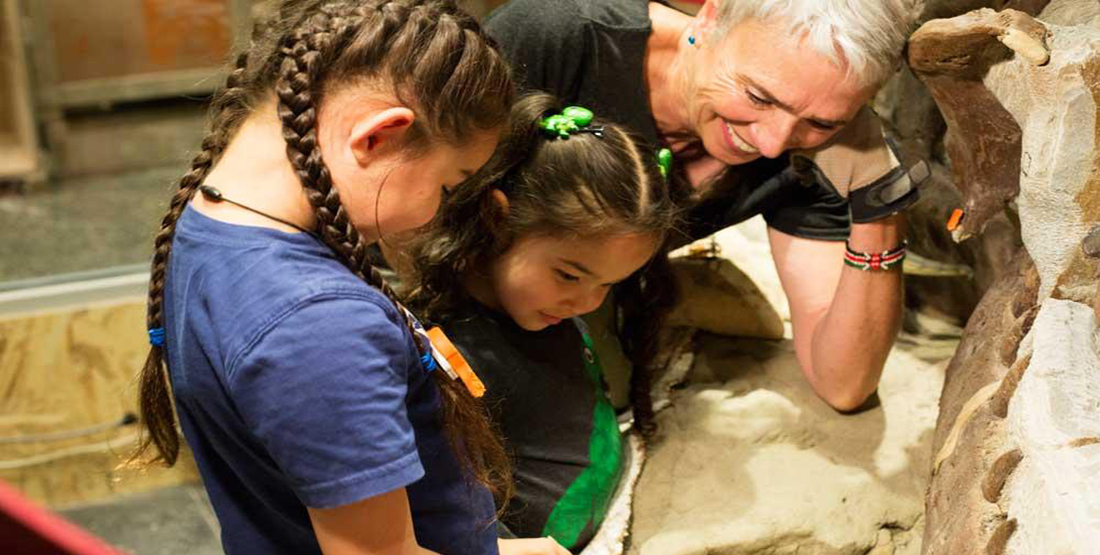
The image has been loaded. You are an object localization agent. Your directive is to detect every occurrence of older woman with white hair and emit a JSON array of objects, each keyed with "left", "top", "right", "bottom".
[{"left": 486, "top": 0, "right": 925, "bottom": 411}]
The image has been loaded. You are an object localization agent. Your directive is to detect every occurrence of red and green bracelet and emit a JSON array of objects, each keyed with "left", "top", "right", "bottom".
[{"left": 844, "top": 240, "right": 907, "bottom": 271}]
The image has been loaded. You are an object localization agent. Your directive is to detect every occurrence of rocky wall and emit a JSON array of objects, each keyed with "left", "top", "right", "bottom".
[{"left": 909, "top": 2, "right": 1100, "bottom": 552}]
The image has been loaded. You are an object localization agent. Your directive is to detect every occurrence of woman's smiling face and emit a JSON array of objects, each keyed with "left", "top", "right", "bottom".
[{"left": 688, "top": 17, "right": 875, "bottom": 164}]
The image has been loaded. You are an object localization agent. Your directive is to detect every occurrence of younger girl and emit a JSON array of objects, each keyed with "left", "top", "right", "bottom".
[
  {"left": 134, "top": 2, "right": 565, "bottom": 554},
  {"left": 408, "top": 93, "right": 683, "bottom": 552}
]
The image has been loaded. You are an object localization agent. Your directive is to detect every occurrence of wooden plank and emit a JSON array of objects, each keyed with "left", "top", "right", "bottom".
[
  {"left": 45, "top": 0, "right": 233, "bottom": 84},
  {"left": 33, "top": 0, "right": 256, "bottom": 109},
  {"left": 0, "top": 0, "right": 41, "bottom": 180},
  {"left": 52, "top": 68, "right": 225, "bottom": 109}
]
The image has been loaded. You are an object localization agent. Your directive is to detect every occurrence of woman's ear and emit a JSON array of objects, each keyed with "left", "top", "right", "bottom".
[
  {"left": 349, "top": 107, "right": 416, "bottom": 166},
  {"left": 695, "top": 0, "right": 722, "bottom": 38}
]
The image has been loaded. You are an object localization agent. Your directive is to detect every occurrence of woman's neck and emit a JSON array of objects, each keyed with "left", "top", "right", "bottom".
[
  {"left": 193, "top": 103, "right": 316, "bottom": 234},
  {"left": 645, "top": 2, "right": 695, "bottom": 147}
]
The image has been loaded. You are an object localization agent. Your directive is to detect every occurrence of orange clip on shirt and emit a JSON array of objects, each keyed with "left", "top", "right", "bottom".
[{"left": 426, "top": 327, "right": 486, "bottom": 398}]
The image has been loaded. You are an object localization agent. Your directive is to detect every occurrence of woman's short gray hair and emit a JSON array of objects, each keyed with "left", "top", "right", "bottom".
[{"left": 712, "top": 0, "right": 924, "bottom": 86}]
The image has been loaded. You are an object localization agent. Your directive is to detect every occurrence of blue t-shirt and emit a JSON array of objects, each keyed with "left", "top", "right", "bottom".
[{"left": 162, "top": 206, "right": 498, "bottom": 555}]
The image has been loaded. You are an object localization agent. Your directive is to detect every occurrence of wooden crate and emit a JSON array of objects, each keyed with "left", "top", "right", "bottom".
[
  {"left": 14, "top": 0, "right": 255, "bottom": 183},
  {"left": 26, "top": 0, "right": 252, "bottom": 110},
  {"left": 0, "top": 0, "right": 41, "bottom": 182}
]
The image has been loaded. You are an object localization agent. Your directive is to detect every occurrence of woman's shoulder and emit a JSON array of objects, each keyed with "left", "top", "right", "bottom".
[{"left": 486, "top": 0, "right": 650, "bottom": 42}]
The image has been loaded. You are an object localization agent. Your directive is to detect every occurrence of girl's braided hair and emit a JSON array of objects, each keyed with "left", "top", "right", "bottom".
[
  {"left": 135, "top": 0, "right": 515, "bottom": 502},
  {"left": 407, "top": 93, "right": 687, "bottom": 437}
]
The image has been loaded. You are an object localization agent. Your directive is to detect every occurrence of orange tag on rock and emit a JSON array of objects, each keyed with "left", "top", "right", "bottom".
[
  {"left": 426, "top": 327, "right": 486, "bottom": 398},
  {"left": 946, "top": 208, "right": 965, "bottom": 232}
]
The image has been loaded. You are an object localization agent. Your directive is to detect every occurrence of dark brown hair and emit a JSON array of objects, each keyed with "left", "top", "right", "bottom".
[
  {"left": 408, "top": 93, "right": 685, "bottom": 436},
  {"left": 135, "top": 0, "right": 515, "bottom": 502}
]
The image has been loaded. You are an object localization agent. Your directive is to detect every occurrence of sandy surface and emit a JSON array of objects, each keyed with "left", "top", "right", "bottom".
[{"left": 627, "top": 218, "right": 959, "bottom": 554}]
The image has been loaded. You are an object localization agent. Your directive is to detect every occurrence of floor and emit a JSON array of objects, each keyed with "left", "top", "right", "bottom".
[
  {"left": 0, "top": 166, "right": 183, "bottom": 284},
  {"left": 59, "top": 484, "right": 223, "bottom": 555},
  {"left": 1, "top": 99, "right": 205, "bottom": 285}
]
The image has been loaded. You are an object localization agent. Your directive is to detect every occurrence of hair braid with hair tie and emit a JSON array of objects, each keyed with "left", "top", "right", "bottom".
[{"left": 136, "top": 43, "right": 259, "bottom": 466}]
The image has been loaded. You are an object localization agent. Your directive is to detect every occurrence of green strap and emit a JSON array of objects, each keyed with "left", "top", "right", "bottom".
[{"left": 541, "top": 319, "right": 624, "bottom": 548}]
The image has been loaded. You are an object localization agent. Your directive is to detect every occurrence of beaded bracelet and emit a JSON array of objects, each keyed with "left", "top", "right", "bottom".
[{"left": 844, "top": 240, "right": 907, "bottom": 271}]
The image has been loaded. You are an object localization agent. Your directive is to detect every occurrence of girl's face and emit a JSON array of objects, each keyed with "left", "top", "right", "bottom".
[{"left": 484, "top": 232, "right": 660, "bottom": 331}]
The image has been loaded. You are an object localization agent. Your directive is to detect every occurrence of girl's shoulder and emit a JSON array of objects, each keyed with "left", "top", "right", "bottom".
[{"left": 169, "top": 207, "right": 415, "bottom": 375}]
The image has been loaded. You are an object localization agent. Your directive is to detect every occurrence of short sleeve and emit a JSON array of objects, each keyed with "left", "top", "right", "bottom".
[
  {"left": 227, "top": 293, "right": 424, "bottom": 509},
  {"left": 485, "top": 0, "right": 591, "bottom": 96},
  {"left": 685, "top": 157, "right": 851, "bottom": 242},
  {"left": 761, "top": 177, "right": 851, "bottom": 241}
]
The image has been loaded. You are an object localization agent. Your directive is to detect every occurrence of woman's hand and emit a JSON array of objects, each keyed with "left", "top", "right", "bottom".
[{"left": 498, "top": 537, "right": 571, "bottom": 555}]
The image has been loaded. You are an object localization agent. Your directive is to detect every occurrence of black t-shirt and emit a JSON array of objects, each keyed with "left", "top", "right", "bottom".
[
  {"left": 485, "top": 0, "right": 851, "bottom": 241},
  {"left": 441, "top": 302, "right": 623, "bottom": 552}
]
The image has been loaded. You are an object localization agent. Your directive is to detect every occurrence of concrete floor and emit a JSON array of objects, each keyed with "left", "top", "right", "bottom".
[
  {"left": 0, "top": 166, "right": 183, "bottom": 283},
  {"left": 1, "top": 99, "right": 206, "bottom": 285},
  {"left": 59, "top": 484, "right": 222, "bottom": 555}
]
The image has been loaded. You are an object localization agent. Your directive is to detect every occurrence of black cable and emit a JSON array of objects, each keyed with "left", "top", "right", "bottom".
[
  {"left": 198, "top": 185, "right": 317, "bottom": 237},
  {"left": 0, "top": 412, "right": 138, "bottom": 444}
]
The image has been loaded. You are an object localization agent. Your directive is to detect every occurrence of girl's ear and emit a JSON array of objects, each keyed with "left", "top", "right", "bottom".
[
  {"left": 349, "top": 107, "right": 416, "bottom": 166},
  {"left": 490, "top": 189, "right": 510, "bottom": 218}
]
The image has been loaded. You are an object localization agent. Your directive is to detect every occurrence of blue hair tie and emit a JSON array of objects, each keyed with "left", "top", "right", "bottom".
[
  {"left": 148, "top": 327, "right": 166, "bottom": 347},
  {"left": 420, "top": 352, "right": 437, "bottom": 372}
]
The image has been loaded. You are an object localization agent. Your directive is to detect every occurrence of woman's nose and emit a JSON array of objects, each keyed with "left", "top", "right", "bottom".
[{"left": 752, "top": 113, "right": 800, "bottom": 158}]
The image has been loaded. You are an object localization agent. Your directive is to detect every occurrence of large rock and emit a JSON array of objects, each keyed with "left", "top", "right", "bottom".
[
  {"left": 628, "top": 333, "right": 950, "bottom": 555},
  {"left": 911, "top": 3, "right": 1100, "bottom": 552},
  {"left": 983, "top": 3, "right": 1100, "bottom": 302},
  {"left": 665, "top": 217, "right": 789, "bottom": 340},
  {"left": 1002, "top": 299, "right": 1100, "bottom": 553}
]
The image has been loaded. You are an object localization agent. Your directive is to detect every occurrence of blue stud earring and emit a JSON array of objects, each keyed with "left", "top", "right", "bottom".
[{"left": 688, "top": 35, "right": 696, "bottom": 45}]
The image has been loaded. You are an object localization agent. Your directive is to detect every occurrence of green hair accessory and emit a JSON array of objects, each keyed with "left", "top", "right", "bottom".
[
  {"left": 539, "top": 106, "right": 600, "bottom": 139},
  {"left": 657, "top": 148, "right": 673, "bottom": 179}
]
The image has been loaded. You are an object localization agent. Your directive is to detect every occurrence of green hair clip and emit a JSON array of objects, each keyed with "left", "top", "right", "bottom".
[
  {"left": 657, "top": 148, "right": 673, "bottom": 179},
  {"left": 539, "top": 106, "right": 599, "bottom": 139}
]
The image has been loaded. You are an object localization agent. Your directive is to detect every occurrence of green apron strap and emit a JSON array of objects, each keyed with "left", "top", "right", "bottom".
[{"left": 540, "top": 318, "right": 625, "bottom": 548}]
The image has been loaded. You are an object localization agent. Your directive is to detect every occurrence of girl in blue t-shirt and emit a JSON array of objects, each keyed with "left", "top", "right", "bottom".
[
  {"left": 133, "top": 2, "right": 568, "bottom": 554},
  {"left": 406, "top": 93, "right": 684, "bottom": 552}
]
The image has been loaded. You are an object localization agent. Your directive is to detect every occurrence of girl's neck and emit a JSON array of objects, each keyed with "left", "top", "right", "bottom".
[
  {"left": 193, "top": 103, "right": 316, "bottom": 234},
  {"left": 645, "top": 2, "right": 695, "bottom": 148},
  {"left": 462, "top": 269, "right": 502, "bottom": 313}
]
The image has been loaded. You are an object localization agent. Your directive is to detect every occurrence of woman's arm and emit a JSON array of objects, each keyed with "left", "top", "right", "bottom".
[{"left": 768, "top": 214, "right": 905, "bottom": 411}]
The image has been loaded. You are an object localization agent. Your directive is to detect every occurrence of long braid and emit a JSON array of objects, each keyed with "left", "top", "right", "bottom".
[
  {"left": 136, "top": 38, "right": 260, "bottom": 466},
  {"left": 274, "top": 5, "right": 427, "bottom": 347},
  {"left": 273, "top": 1, "right": 512, "bottom": 501}
]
